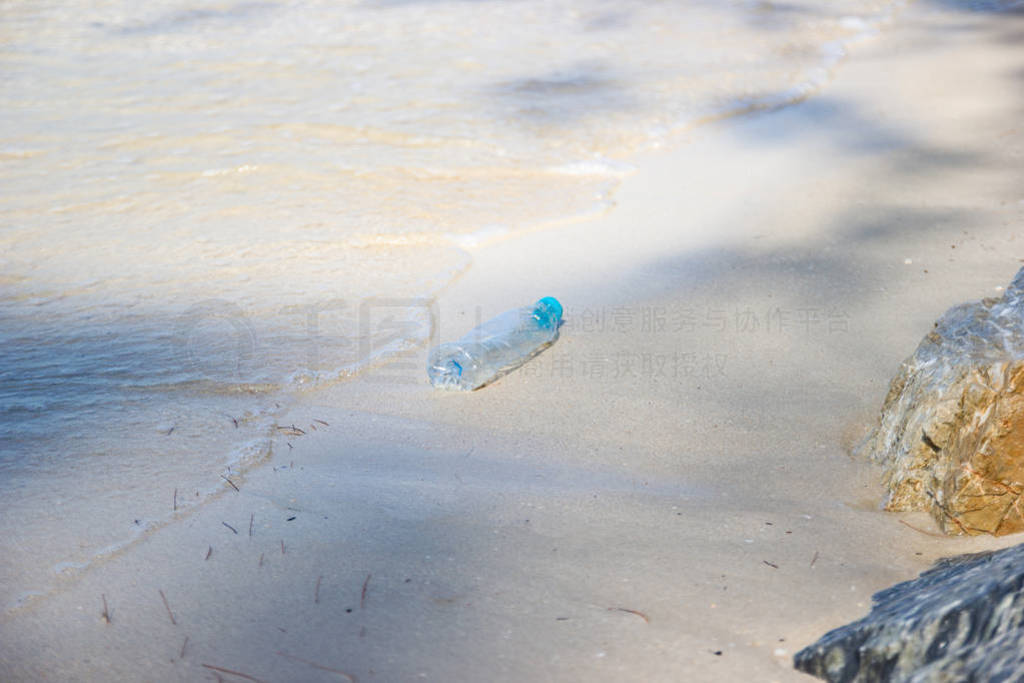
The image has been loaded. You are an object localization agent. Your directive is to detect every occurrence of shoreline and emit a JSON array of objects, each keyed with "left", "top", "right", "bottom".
[
  {"left": 4, "top": 2, "right": 1024, "bottom": 680},
  {"left": 0, "top": 0, "right": 925, "bottom": 616}
]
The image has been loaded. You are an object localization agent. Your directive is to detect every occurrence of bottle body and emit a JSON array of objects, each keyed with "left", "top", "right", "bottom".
[{"left": 427, "top": 297, "right": 562, "bottom": 391}]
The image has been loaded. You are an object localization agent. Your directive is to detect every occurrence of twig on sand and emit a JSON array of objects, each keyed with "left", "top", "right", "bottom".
[
  {"left": 313, "top": 419, "right": 329, "bottom": 427},
  {"left": 763, "top": 560, "right": 779, "bottom": 569},
  {"left": 315, "top": 575, "right": 323, "bottom": 604},
  {"left": 607, "top": 607, "right": 649, "bottom": 623},
  {"left": 159, "top": 589, "right": 177, "bottom": 626},
  {"left": 223, "top": 522, "right": 238, "bottom": 535},
  {"left": 249, "top": 513, "right": 254, "bottom": 538},
  {"left": 810, "top": 551, "right": 819, "bottom": 568},
  {"left": 899, "top": 518, "right": 950, "bottom": 538},
  {"left": 361, "top": 573, "right": 372, "bottom": 609},
  {"left": 276, "top": 651, "right": 356, "bottom": 681},
  {"left": 101, "top": 594, "right": 111, "bottom": 624},
  {"left": 180, "top": 635, "right": 189, "bottom": 659},
  {"left": 281, "top": 539, "right": 286, "bottom": 555},
  {"left": 200, "top": 663, "right": 268, "bottom": 683},
  {"left": 205, "top": 546, "right": 213, "bottom": 561},
  {"left": 173, "top": 488, "right": 177, "bottom": 512},
  {"left": 221, "top": 475, "right": 240, "bottom": 492},
  {"left": 276, "top": 424, "right": 306, "bottom": 436}
]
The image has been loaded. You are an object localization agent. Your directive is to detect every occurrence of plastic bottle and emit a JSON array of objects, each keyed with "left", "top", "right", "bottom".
[{"left": 427, "top": 296, "right": 563, "bottom": 391}]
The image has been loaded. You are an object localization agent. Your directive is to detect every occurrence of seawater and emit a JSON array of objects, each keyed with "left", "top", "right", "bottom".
[{"left": 1, "top": 0, "right": 900, "bottom": 608}]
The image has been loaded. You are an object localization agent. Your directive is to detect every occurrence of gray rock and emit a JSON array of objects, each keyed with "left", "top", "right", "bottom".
[
  {"left": 793, "top": 542, "right": 1024, "bottom": 682},
  {"left": 860, "top": 267, "right": 1024, "bottom": 535}
]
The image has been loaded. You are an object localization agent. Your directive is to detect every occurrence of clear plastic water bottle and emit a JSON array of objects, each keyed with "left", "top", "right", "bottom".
[{"left": 428, "top": 296, "right": 563, "bottom": 391}]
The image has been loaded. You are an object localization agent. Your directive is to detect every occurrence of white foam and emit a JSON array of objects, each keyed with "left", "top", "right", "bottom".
[
  {"left": 548, "top": 158, "right": 637, "bottom": 178},
  {"left": 446, "top": 226, "right": 510, "bottom": 249}
]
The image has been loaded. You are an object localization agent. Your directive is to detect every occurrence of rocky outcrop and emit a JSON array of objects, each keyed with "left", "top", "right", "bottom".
[
  {"left": 794, "top": 542, "right": 1024, "bottom": 682},
  {"left": 860, "top": 267, "right": 1024, "bottom": 535}
]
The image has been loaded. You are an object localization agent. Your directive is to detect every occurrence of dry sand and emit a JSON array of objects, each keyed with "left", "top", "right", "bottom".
[{"left": 3, "top": 2, "right": 1024, "bottom": 681}]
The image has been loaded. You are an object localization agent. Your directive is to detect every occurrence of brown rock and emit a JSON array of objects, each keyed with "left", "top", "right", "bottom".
[{"left": 862, "top": 267, "right": 1024, "bottom": 535}]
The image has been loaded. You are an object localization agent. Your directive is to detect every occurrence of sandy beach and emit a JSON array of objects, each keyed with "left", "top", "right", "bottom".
[{"left": 3, "top": 1, "right": 1024, "bottom": 681}]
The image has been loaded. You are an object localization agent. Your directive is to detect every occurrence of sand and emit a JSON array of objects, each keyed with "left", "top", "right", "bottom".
[{"left": 3, "top": 2, "right": 1024, "bottom": 681}]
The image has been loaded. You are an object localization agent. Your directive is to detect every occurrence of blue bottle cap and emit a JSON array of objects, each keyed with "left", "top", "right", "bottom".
[{"left": 535, "top": 296, "right": 563, "bottom": 326}]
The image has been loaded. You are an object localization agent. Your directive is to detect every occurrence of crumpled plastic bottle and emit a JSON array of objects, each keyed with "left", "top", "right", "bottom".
[{"left": 427, "top": 297, "right": 563, "bottom": 391}]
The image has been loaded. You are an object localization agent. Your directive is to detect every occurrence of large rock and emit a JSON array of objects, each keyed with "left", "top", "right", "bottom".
[
  {"left": 793, "top": 542, "right": 1024, "bottom": 682},
  {"left": 861, "top": 267, "right": 1024, "bottom": 535}
]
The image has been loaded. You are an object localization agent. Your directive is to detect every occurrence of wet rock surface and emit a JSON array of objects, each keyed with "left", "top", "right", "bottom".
[
  {"left": 794, "top": 542, "right": 1024, "bottom": 682},
  {"left": 861, "top": 267, "right": 1024, "bottom": 535}
]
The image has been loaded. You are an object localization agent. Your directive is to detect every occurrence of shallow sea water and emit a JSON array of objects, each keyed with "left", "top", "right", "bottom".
[{"left": 0, "top": 0, "right": 901, "bottom": 608}]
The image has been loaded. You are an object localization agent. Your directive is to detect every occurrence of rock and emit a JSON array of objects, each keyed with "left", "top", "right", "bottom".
[
  {"left": 860, "top": 267, "right": 1024, "bottom": 535},
  {"left": 905, "top": 625, "right": 1024, "bottom": 683},
  {"left": 793, "top": 542, "right": 1024, "bottom": 682}
]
